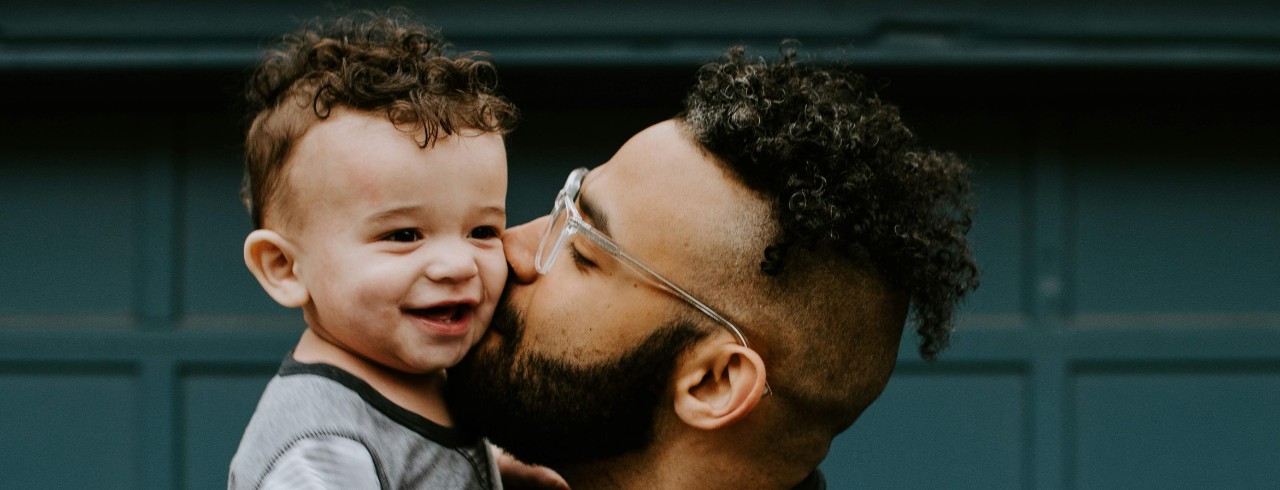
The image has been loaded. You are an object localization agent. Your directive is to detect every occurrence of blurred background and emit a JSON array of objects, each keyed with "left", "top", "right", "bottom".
[{"left": 1, "top": 1, "right": 1278, "bottom": 488}]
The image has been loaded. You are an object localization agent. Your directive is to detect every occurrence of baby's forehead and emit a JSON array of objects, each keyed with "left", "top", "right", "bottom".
[{"left": 273, "top": 111, "right": 507, "bottom": 233}]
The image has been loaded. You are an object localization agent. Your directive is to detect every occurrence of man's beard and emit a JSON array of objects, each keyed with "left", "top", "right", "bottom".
[{"left": 445, "top": 298, "right": 705, "bottom": 469}]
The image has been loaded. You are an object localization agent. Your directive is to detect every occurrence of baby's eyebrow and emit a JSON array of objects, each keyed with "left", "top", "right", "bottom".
[
  {"left": 365, "top": 205, "right": 426, "bottom": 224},
  {"left": 478, "top": 205, "right": 507, "bottom": 220},
  {"left": 365, "top": 204, "right": 507, "bottom": 225}
]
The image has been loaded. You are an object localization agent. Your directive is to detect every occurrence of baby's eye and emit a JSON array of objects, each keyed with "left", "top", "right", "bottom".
[
  {"left": 384, "top": 229, "right": 422, "bottom": 243},
  {"left": 468, "top": 226, "right": 501, "bottom": 240}
]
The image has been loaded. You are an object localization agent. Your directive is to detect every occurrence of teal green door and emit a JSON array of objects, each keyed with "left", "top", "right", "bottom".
[{"left": 3, "top": 2, "right": 1278, "bottom": 489}]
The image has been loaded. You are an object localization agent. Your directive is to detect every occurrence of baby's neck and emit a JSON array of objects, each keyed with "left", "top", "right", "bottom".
[{"left": 293, "top": 328, "right": 452, "bottom": 426}]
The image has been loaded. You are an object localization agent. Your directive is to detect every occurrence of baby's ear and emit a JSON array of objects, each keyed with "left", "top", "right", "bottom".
[{"left": 243, "top": 229, "right": 308, "bottom": 308}]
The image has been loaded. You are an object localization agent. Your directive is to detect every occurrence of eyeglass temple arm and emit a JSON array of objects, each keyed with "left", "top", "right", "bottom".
[
  {"left": 577, "top": 219, "right": 773, "bottom": 396},
  {"left": 613, "top": 242, "right": 775, "bottom": 396},
  {"left": 580, "top": 231, "right": 750, "bottom": 348}
]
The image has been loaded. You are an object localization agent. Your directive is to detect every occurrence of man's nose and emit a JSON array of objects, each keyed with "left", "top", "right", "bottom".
[{"left": 503, "top": 215, "right": 548, "bottom": 284}]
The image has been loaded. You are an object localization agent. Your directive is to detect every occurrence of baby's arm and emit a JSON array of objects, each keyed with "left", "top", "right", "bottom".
[
  {"left": 490, "top": 442, "right": 570, "bottom": 489},
  {"left": 256, "top": 435, "right": 380, "bottom": 489}
]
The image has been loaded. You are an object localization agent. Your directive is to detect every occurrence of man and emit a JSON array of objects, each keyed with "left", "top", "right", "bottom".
[{"left": 448, "top": 46, "right": 978, "bottom": 489}]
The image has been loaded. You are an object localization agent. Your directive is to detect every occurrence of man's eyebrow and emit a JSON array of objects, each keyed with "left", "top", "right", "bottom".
[{"left": 577, "top": 187, "right": 610, "bottom": 235}]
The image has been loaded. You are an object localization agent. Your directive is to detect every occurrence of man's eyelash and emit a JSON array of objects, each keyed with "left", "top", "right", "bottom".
[{"left": 569, "top": 244, "right": 596, "bottom": 269}]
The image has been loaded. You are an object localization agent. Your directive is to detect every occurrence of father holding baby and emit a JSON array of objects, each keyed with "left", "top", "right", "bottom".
[{"left": 230, "top": 9, "right": 977, "bottom": 490}]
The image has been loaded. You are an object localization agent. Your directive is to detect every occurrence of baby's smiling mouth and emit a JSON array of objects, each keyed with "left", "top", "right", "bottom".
[
  {"left": 404, "top": 301, "right": 477, "bottom": 337},
  {"left": 404, "top": 303, "right": 476, "bottom": 326},
  {"left": 407, "top": 303, "right": 472, "bottom": 323}
]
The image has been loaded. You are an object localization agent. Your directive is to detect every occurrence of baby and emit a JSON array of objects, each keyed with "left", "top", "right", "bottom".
[{"left": 228, "top": 11, "right": 516, "bottom": 489}]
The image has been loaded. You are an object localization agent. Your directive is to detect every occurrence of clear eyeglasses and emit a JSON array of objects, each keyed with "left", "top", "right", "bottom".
[{"left": 535, "top": 167, "right": 771, "bottom": 395}]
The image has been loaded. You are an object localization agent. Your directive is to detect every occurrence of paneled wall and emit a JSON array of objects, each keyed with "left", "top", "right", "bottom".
[
  {"left": 823, "top": 72, "right": 1280, "bottom": 489},
  {"left": 2, "top": 2, "right": 1278, "bottom": 489}
]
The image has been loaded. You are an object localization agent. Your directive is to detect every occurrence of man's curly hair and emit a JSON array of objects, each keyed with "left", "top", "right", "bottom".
[
  {"left": 242, "top": 9, "right": 517, "bottom": 228},
  {"left": 680, "top": 46, "right": 978, "bottom": 360}
]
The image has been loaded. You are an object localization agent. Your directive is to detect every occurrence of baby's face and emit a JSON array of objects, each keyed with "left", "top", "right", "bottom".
[{"left": 283, "top": 109, "right": 508, "bottom": 374}]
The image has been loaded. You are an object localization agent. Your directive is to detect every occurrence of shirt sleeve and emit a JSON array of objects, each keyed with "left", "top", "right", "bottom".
[{"left": 257, "top": 435, "right": 381, "bottom": 489}]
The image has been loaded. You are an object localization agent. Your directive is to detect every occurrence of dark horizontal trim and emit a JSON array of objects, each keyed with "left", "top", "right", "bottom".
[
  {"left": 0, "top": 314, "right": 305, "bottom": 331},
  {"left": 956, "top": 312, "right": 1280, "bottom": 331},
  {"left": 1070, "top": 359, "right": 1280, "bottom": 375},
  {"left": 4, "top": 38, "right": 1280, "bottom": 71},
  {"left": 2, "top": 327, "right": 1278, "bottom": 365},
  {"left": 0, "top": 329, "right": 299, "bottom": 363},
  {"left": 893, "top": 327, "right": 1280, "bottom": 365},
  {"left": 6, "top": 1, "right": 1280, "bottom": 69},
  {"left": 1070, "top": 313, "right": 1280, "bottom": 330}
]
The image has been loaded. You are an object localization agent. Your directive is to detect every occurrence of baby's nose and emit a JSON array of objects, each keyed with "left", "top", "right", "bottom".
[{"left": 424, "top": 242, "right": 480, "bottom": 283}]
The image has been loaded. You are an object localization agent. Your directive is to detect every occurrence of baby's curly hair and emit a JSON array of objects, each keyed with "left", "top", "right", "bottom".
[
  {"left": 242, "top": 9, "right": 517, "bottom": 228},
  {"left": 680, "top": 46, "right": 978, "bottom": 360}
]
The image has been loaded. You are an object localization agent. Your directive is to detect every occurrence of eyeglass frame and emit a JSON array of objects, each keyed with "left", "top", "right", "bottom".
[{"left": 535, "top": 167, "right": 771, "bottom": 395}]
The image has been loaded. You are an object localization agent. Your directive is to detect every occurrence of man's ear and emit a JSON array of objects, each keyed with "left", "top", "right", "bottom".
[
  {"left": 243, "top": 229, "right": 309, "bottom": 308},
  {"left": 672, "top": 341, "right": 768, "bottom": 430}
]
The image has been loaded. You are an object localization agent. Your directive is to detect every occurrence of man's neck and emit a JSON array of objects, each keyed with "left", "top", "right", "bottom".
[
  {"left": 554, "top": 430, "right": 818, "bottom": 490},
  {"left": 554, "top": 450, "right": 689, "bottom": 490}
]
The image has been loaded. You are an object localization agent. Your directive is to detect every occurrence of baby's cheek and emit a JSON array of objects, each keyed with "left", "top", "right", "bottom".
[
  {"left": 480, "top": 248, "right": 508, "bottom": 296},
  {"left": 342, "top": 272, "right": 403, "bottom": 320}
]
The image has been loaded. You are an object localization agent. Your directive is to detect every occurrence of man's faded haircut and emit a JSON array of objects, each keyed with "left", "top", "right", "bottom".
[
  {"left": 241, "top": 9, "right": 517, "bottom": 229},
  {"left": 680, "top": 44, "right": 978, "bottom": 361},
  {"left": 677, "top": 45, "right": 979, "bottom": 432}
]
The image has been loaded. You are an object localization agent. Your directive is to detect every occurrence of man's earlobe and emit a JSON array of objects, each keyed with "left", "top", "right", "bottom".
[
  {"left": 243, "top": 229, "right": 309, "bottom": 308},
  {"left": 672, "top": 342, "right": 768, "bottom": 430}
]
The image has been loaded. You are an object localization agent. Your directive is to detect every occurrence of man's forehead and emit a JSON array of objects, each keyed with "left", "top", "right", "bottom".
[
  {"left": 580, "top": 120, "right": 769, "bottom": 265},
  {"left": 588, "top": 122, "right": 733, "bottom": 197}
]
